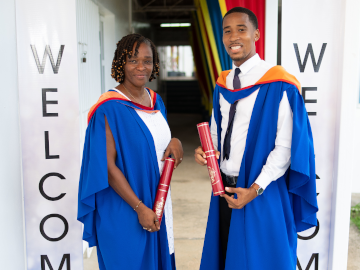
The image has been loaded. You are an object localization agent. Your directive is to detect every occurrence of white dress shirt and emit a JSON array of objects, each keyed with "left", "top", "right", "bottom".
[{"left": 210, "top": 54, "right": 293, "bottom": 190}]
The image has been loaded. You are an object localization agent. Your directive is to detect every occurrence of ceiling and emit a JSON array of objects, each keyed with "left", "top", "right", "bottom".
[{"left": 133, "top": 0, "right": 195, "bottom": 24}]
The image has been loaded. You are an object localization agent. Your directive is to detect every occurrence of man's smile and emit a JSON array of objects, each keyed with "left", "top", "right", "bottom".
[{"left": 229, "top": 44, "right": 243, "bottom": 53}]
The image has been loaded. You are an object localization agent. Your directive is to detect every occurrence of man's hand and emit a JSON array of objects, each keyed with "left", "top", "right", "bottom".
[
  {"left": 194, "top": 146, "right": 220, "bottom": 165},
  {"left": 162, "top": 138, "right": 184, "bottom": 168},
  {"left": 221, "top": 185, "right": 258, "bottom": 209}
]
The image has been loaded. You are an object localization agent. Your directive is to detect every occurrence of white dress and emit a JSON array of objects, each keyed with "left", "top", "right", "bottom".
[{"left": 111, "top": 88, "right": 175, "bottom": 255}]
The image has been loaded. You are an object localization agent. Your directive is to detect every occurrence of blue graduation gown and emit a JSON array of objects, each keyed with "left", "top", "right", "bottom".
[
  {"left": 78, "top": 90, "right": 175, "bottom": 270},
  {"left": 200, "top": 68, "right": 318, "bottom": 270}
]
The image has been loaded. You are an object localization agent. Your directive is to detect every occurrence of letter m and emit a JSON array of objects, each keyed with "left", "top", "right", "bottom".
[
  {"left": 31, "top": 45, "right": 65, "bottom": 74},
  {"left": 293, "top": 43, "right": 327, "bottom": 72},
  {"left": 297, "top": 253, "right": 319, "bottom": 270},
  {"left": 41, "top": 254, "right": 70, "bottom": 270}
]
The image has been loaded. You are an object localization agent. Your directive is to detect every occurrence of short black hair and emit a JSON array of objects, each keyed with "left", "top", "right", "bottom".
[
  {"left": 223, "top": 7, "right": 258, "bottom": 30},
  {"left": 111, "top": 33, "right": 160, "bottom": 83}
]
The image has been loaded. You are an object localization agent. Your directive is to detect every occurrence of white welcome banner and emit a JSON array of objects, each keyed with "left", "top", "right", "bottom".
[
  {"left": 15, "top": 0, "right": 83, "bottom": 269},
  {"left": 282, "top": 0, "right": 344, "bottom": 269}
]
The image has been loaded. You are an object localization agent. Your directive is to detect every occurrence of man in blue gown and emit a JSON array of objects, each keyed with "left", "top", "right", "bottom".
[{"left": 194, "top": 7, "right": 318, "bottom": 270}]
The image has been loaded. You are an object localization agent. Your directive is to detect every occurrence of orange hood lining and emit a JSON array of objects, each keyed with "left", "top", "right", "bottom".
[
  {"left": 216, "top": 66, "right": 301, "bottom": 92},
  {"left": 87, "top": 89, "right": 157, "bottom": 124}
]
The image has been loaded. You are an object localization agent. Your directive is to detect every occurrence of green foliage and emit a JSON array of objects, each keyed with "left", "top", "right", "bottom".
[{"left": 350, "top": 203, "right": 360, "bottom": 231}]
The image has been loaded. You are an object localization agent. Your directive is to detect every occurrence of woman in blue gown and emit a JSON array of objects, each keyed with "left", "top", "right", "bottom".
[{"left": 78, "top": 33, "right": 183, "bottom": 270}]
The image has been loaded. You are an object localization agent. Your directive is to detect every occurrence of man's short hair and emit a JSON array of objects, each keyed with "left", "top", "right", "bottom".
[{"left": 223, "top": 7, "right": 258, "bottom": 30}]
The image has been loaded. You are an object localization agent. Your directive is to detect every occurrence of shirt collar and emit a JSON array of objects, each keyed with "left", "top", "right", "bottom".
[{"left": 232, "top": 53, "right": 261, "bottom": 75}]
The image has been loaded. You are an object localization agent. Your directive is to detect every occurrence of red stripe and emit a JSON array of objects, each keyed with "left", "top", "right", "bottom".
[
  {"left": 134, "top": 92, "right": 157, "bottom": 110},
  {"left": 119, "top": 103, "right": 160, "bottom": 113}
]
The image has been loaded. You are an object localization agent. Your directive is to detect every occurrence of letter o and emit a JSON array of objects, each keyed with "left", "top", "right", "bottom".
[
  {"left": 40, "top": 214, "right": 69, "bottom": 242},
  {"left": 298, "top": 219, "right": 320, "bottom": 240}
]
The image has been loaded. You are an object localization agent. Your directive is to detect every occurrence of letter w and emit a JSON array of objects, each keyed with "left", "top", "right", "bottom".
[
  {"left": 41, "top": 254, "right": 70, "bottom": 270},
  {"left": 31, "top": 45, "right": 65, "bottom": 74},
  {"left": 293, "top": 43, "right": 327, "bottom": 72}
]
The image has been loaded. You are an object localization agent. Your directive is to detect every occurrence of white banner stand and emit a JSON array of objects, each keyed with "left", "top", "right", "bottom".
[
  {"left": 282, "top": 0, "right": 360, "bottom": 269},
  {"left": 14, "top": 0, "right": 83, "bottom": 269}
]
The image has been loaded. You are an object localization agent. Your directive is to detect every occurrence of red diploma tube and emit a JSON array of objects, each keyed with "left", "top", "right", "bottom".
[
  {"left": 197, "top": 122, "right": 225, "bottom": 196},
  {"left": 153, "top": 158, "right": 175, "bottom": 224}
]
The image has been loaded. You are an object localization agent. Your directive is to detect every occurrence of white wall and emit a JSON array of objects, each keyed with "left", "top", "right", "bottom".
[
  {"left": 97, "top": 0, "right": 130, "bottom": 41},
  {"left": 96, "top": 0, "right": 132, "bottom": 90},
  {"left": 76, "top": 0, "right": 102, "bottom": 148},
  {"left": 75, "top": 0, "right": 132, "bottom": 145},
  {"left": 0, "top": 0, "right": 26, "bottom": 269},
  {"left": 102, "top": 14, "right": 117, "bottom": 91}
]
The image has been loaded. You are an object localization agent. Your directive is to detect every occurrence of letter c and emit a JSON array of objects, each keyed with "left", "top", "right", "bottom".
[{"left": 39, "top": 173, "right": 66, "bottom": 201}]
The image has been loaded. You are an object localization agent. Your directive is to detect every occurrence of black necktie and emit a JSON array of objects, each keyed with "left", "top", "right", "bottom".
[{"left": 223, "top": 68, "right": 241, "bottom": 160}]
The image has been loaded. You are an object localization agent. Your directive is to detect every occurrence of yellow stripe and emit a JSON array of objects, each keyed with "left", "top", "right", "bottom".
[
  {"left": 218, "top": 0, "right": 227, "bottom": 17},
  {"left": 193, "top": 11, "right": 213, "bottom": 111},
  {"left": 195, "top": 6, "right": 215, "bottom": 107},
  {"left": 195, "top": 1, "right": 215, "bottom": 86},
  {"left": 199, "top": 0, "right": 222, "bottom": 77}
]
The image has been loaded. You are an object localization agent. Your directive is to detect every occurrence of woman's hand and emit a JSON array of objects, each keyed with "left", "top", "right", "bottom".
[
  {"left": 194, "top": 146, "right": 220, "bottom": 165},
  {"left": 162, "top": 138, "right": 184, "bottom": 168},
  {"left": 136, "top": 203, "right": 160, "bottom": 232}
]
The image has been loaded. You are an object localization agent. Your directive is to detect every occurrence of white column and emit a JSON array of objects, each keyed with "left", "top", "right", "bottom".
[
  {"left": 282, "top": 0, "right": 352, "bottom": 269},
  {"left": 329, "top": 0, "right": 360, "bottom": 268},
  {"left": 0, "top": 0, "right": 26, "bottom": 269}
]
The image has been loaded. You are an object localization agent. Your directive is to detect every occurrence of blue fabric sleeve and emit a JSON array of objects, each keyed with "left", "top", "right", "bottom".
[
  {"left": 77, "top": 108, "right": 109, "bottom": 247},
  {"left": 286, "top": 85, "right": 318, "bottom": 232}
]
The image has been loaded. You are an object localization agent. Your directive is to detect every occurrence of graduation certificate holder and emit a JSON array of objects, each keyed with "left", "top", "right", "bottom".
[
  {"left": 153, "top": 158, "right": 175, "bottom": 224},
  {"left": 197, "top": 122, "right": 225, "bottom": 196}
]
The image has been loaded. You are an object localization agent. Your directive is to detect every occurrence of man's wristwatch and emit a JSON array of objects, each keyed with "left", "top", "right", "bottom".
[{"left": 251, "top": 183, "right": 264, "bottom": 196}]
